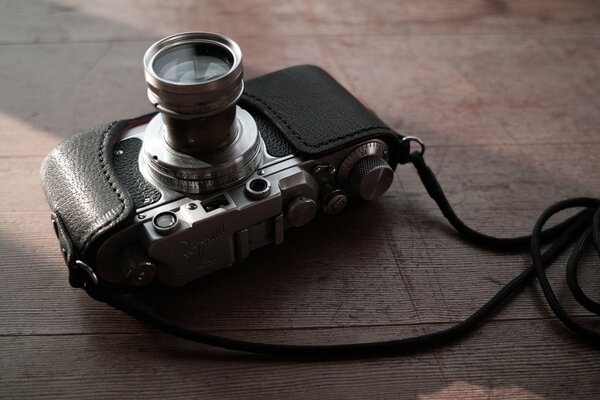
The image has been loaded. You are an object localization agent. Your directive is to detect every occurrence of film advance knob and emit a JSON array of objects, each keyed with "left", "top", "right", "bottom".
[{"left": 350, "top": 155, "right": 394, "bottom": 201}]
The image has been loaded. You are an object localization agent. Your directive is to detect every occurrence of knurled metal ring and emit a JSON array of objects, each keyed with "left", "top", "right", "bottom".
[{"left": 401, "top": 136, "right": 426, "bottom": 156}]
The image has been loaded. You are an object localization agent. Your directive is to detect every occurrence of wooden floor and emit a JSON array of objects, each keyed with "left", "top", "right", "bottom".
[{"left": 1, "top": 0, "right": 599, "bottom": 398}]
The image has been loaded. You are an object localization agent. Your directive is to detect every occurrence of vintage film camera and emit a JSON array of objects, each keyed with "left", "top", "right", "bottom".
[{"left": 41, "top": 32, "right": 409, "bottom": 288}]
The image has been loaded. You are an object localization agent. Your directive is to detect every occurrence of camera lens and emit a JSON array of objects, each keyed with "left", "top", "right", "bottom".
[
  {"left": 141, "top": 32, "right": 263, "bottom": 194},
  {"left": 144, "top": 32, "right": 244, "bottom": 154}
]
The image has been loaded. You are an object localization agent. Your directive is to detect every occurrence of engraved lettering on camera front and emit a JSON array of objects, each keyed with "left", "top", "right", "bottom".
[{"left": 175, "top": 224, "right": 227, "bottom": 263}]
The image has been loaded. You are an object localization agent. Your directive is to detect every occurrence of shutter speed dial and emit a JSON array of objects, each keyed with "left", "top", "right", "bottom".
[
  {"left": 338, "top": 140, "right": 393, "bottom": 201},
  {"left": 350, "top": 155, "right": 394, "bottom": 200}
]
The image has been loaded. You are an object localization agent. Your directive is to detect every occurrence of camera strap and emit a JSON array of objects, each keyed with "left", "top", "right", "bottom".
[{"left": 81, "top": 142, "right": 600, "bottom": 357}]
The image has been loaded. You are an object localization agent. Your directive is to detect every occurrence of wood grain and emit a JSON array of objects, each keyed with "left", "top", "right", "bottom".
[
  {"left": 1, "top": 321, "right": 598, "bottom": 399},
  {"left": 0, "top": 0, "right": 599, "bottom": 399}
]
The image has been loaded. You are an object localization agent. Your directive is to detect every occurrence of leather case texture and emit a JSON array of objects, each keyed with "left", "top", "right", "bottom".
[
  {"left": 41, "top": 120, "right": 140, "bottom": 262},
  {"left": 40, "top": 65, "right": 408, "bottom": 284},
  {"left": 240, "top": 65, "right": 402, "bottom": 158}
]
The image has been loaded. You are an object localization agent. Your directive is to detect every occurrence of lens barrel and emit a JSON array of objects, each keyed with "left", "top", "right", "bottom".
[
  {"left": 143, "top": 32, "right": 244, "bottom": 154},
  {"left": 141, "top": 32, "right": 263, "bottom": 194}
]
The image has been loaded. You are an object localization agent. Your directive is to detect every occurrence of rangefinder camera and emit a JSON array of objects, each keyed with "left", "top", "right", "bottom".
[{"left": 41, "top": 32, "right": 408, "bottom": 287}]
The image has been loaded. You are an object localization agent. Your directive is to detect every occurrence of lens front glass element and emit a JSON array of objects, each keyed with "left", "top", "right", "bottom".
[{"left": 153, "top": 43, "right": 233, "bottom": 84}]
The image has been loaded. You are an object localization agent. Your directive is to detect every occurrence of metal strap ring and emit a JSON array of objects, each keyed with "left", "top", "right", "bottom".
[{"left": 401, "top": 136, "right": 426, "bottom": 156}]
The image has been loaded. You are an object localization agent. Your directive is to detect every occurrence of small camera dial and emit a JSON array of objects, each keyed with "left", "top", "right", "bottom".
[{"left": 245, "top": 178, "right": 271, "bottom": 200}]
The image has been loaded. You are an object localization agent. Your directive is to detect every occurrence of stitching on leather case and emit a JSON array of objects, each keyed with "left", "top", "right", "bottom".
[
  {"left": 80, "top": 121, "right": 126, "bottom": 252},
  {"left": 243, "top": 93, "right": 394, "bottom": 148}
]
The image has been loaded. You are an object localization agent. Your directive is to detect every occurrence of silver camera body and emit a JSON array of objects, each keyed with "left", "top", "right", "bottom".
[{"left": 97, "top": 114, "right": 392, "bottom": 287}]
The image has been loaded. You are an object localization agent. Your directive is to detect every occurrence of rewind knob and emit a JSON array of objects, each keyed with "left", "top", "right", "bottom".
[{"left": 349, "top": 155, "right": 394, "bottom": 201}]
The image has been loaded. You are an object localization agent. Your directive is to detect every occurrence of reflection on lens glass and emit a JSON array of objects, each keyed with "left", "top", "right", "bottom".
[
  {"left": 158, "top": 55, "right": 230, "bottom": 83},
  {"left": 153, "top": 43, "right": 232, "bottom": 83}
]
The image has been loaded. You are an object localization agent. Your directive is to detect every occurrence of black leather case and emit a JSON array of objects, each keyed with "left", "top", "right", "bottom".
[{"left": 40, "top": 65, "right": 408, "bottom": 286}]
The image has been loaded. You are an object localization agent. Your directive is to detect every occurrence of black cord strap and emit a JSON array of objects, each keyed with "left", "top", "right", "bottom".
[
  {"left": 83, "top": 150, "right": 599, "bottom": 356},
  {"left": 532, "top": 200, "right": 600, "bottom": 341}
]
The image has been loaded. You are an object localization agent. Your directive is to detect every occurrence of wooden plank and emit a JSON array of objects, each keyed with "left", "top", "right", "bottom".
[
  {"left": 0, "top": 320, "right": 598, "bottom": 399},
  {"left": 1, "top": 0, "right": 599, "bottom": 45},
  {"left": 322, "top": 34, "right": 600, "bottom": 148}
]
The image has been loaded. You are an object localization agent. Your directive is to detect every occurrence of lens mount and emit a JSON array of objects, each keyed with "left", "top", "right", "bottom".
[
  {"left": 144, "top": 32, "right": 243, "bottom": 118},
  {"left": 141, "top": 107, "right": 263, "bottom": 194}
]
